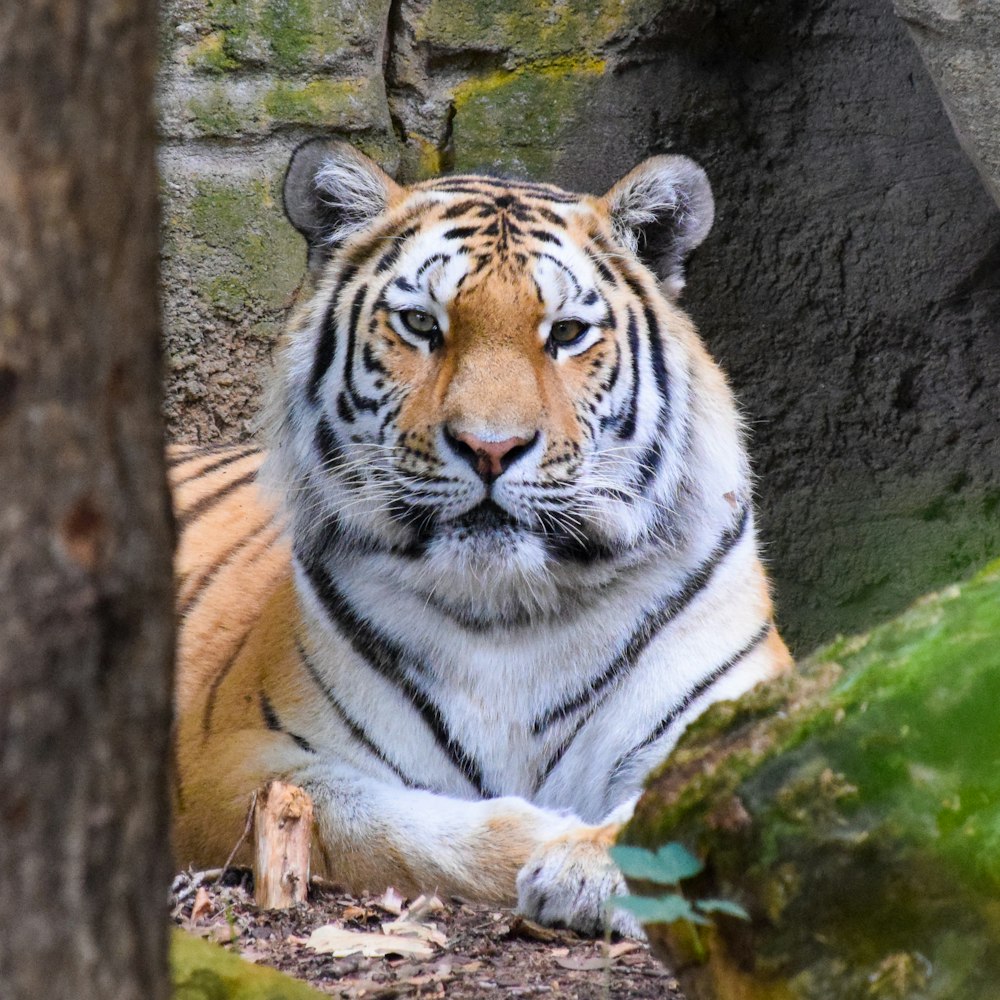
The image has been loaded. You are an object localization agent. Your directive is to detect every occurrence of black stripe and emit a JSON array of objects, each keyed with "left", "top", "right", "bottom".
[
  {"left": 531, "top": 229, "right": 562, "bottom": 245},
  {"left": 177, "top": 468, "right": 257, "bottom": 528},
  {"left": 536, "top": 252, "right": 582, "bottom": 295},
  {"left": 633, "top": 436, "right": 664, "bottom": 493},
  {"left": 201, "top": 627, "right": 253, "bottom": 736},
  {"left": 534, "top": 206, "right": 566, "bottom": 226},
  {"left": 642, "top": 303, "right": 670, "bottom": 411},
  {"left": 442, "top": 199, "right": 487, "bottom": 219},
  {"left": 307, "top": 264, "right": 358, "bottom": 404},
  {"left": 532, "top": 504, "right": 752, "bottom": 737},
  {"left": 259, "top": 690, "right": 317, "bottom": 754},
  {"left": 296, "top": 641, "right": 413, "bottom": 785},
  {"left": 168, "top": 440, "right": 253, "bottom": 467},
  {"left": 373, "top": 226, "right": 417, "bottom": 274},
  {"left": 426, "top": 176, "right": 580, "bottom": 203},
  {"left": 615, "top": 307, "right": 641, "bottom": 440},
  {"left": 341, "top": 284, "right": 382, "bottom": 414},
  {"left": 259, "top": 690, "right": 281, "bottom": 730},
  {"left": 416, "top": 252, "right": 450, "bottom": 277},
  {"left": 171, "top": 445, "right": 259, "bottom": 489},
  {"left": 315, "top": 416, "right": 347, "bottom": 472},
  {"left": 443, "top": 226, "right": 479, "bottom": 240},
  {"left": 585, "top": 246, "right": 618, "bottom": 287},
  {"left": 297, "top": 548, "right": 489, "bottom": 796},
  {"left": 178, "top": 520, "right": 279, "bottom": 618},
  {"left": 608, "top": 623, "right": 773, "bottom": 779}
]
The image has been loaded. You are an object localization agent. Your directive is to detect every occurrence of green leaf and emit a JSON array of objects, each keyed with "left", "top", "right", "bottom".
[
  {"left": 695, "top": 898, "right": 751, "bottom": 921},
  {"left": 655, "top": 843, "right": 704, "bottom": 881},
  {"left": 609, "top": 843, "right": 704, "bottom": 886},
  {"left": 609, "top": 893, "right": 712, "bottom": 926}
]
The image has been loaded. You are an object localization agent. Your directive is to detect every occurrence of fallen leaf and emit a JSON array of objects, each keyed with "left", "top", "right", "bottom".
[
  {"left": 377, "top": 886, "right": 406, "bottom": 915},
  {"left": 342, "top": 905, "right": 369, "bottom": 922},
  {"left": 381, "top": 918, "right": 448, "bottom": 947},
  {"left": 604, "top": 940, "right": 643, "bottom": 960},
  {"left": 555, "top": 955, "right": 611, "bottom": 971},
  {"left": 190, "top": 887, "right": 213, "bottom": 923},
  {"left": 306, "top": 924, "right": 434, "bottom": 959},
  {"left": 407, "top": 893, "right": 444, "bottom": 918}
]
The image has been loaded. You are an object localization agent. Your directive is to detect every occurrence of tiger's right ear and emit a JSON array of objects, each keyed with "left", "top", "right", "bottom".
[{"left": 283, "top": 138, "right": 401, "bottom": 271}]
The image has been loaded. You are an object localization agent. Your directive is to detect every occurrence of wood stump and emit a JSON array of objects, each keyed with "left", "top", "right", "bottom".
[{"left": 253, "top": 782, "right": 314, "bottom": 909}]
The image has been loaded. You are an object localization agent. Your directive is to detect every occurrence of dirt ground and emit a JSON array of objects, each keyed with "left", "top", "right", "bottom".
[{"left": 170, "top": 869, "right": 685, "bottom": 999}]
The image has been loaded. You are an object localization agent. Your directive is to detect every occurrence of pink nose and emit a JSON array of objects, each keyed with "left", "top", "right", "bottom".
[{"left": 447, "top": 430, "right": 537, "bottom": 481}]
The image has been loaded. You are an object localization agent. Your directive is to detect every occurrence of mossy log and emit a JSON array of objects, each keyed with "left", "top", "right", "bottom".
[
  {"left": 622, "top": 558, "right": 1000, "bottom": 1000},
  {"left": 171, "top": 930, "right": 324, "bottom": 999}
]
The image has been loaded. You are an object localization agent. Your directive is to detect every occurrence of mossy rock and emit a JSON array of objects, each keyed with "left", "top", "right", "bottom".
[
  {"left": 181, "top": 175, "right": 304, "bottom": 316},
  {"left": 622, "top": 557, "right": 1000, "bottom": 999},
  {"left": 450, "top": 58, "right": 606, "bottom": 178},
  {"left": 171, "top": 929, "right": 323, "bottom": 999},
  {"left": 415, "top": 0, "right": 662, "bottom": 63}
]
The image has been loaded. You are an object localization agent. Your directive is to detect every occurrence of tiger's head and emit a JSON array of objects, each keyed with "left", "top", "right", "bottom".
[{"left": 268, "top": 140, "right": 749, "bottom": 623}]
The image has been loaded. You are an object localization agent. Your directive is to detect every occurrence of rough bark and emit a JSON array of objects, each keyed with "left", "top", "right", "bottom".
[
  {"left": 622, "top": 559, "right": 1000, "bottom": 999},
  {"left": 0, "top": 2, "right": 173, "bottom": 999}
]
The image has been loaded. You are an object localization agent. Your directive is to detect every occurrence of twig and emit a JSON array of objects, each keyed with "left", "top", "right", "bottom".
[{"left": 221, "top": 790, "right": 258, "bottom": 882}]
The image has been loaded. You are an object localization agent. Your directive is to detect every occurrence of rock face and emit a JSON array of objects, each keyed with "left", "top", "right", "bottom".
[
  {"left": 894, "top": 0, "right": 1000, "bottom": 209},
  {"left": 157, "top": 0, "right": 1000, "bottom": 650},
  {"left": 622, "top": 558, "right": 1000, "bottom": 1000}
]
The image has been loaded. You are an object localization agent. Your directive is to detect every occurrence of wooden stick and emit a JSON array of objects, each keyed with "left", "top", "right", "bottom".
[{"left": 253, "top": 781, "right": 314, "bottom": 909}]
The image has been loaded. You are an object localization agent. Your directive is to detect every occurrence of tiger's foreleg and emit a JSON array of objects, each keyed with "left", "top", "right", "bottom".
[{"left": 296, "top": 765, "right": 642, "bottom": 936}]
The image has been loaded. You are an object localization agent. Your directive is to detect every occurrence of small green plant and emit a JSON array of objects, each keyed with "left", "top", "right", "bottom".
[{"left": 608, "top": 843, "right": 749, "bottom": 927}]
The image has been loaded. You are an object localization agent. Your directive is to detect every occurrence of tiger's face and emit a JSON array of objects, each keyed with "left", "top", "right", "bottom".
[{"left": 274, "top": 141, "right": 731, "bottom": 620}]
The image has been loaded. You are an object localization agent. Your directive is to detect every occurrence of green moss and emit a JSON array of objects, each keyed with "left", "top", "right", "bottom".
[
  {"left": 199, "top": 0, "right": 376, "bottom": 73},
  {"left": 187, "top": 176, "right": 304, "bottom": 314},
  {"left": 188, "top": 86, "right": 243, "bottom": 137},
  {"left": 171, "top": 929, "right": 324, "bottom": 998},
  {"left": 188, "top": 32, "right": 240, "bottom": 74},
  {"left": 263, "top": 78, "right": 376, "bottom": 128},
  {"left": 417, "top": 0, "right": 660, "bottom": 62},
  {"left": 451, "top": 57, "right": 606, "bottom": 178},
  {"left": 625, "top": 559, "right": 1000, "bottom": 999}
]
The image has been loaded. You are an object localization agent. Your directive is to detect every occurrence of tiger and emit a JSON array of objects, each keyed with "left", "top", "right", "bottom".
[{"left": 171, "top": 138, "right": 792, "bottom": 936}]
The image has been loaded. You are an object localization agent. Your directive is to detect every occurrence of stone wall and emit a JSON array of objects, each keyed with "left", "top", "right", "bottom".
[{"left": 157, "top": 0, "right": 1000, "bottom": 652}]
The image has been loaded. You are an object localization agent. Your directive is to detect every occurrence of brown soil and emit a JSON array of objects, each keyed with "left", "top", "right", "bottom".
[{"left": 170, "top": 870, "right": 685, "bottom": 999}]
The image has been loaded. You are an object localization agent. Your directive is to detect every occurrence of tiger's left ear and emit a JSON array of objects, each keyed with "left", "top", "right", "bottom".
[{"left": 602, "top": 156, "right": 714, "bottom": 299}]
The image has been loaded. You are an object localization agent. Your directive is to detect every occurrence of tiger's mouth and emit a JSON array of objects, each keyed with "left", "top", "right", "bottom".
[{"left": 447, "top": 499, "right": 521, "bottom": 534}]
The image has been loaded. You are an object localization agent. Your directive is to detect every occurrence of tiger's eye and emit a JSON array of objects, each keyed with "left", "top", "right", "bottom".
[
  {"left": 549, "top": 319, "right": 588, "bottom": 346},
  {"left": 401, "top": 310, "right": 439, "bottom": 336}
]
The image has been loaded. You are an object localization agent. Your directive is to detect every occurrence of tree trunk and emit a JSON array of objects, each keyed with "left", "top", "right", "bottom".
[
  {"left": 0, "top": 2, "right": 172, "bottom": 999},
  {"left": 622, "top": 560, "right": 1000, "bottom": 1000}
]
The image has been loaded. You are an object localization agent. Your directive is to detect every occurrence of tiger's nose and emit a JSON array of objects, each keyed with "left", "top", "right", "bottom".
[{"left": 444, "top": 429, "right": 538, "bottom": 483}]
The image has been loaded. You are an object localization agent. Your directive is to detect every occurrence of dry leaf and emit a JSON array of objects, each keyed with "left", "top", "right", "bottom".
[
  {"left": 306, "top": 924, "right": 434, "bottom": 959},
  {"left": 381, "top": 918, "right": 448, "bottom": 947},
  {"left": 342, "top": 905, "right": 369, "bottom": 922},
  {"left": 377, "top": 886, "right": 406, "bottom": 915},
  {"left": 605, "top": 940, "right": 642, "bottom": 960},
  {"left": 407, "top": 893, "right": 444, "bottom": 918},
  {"left": 190, "top": 887, "right": 213, "bottom": 923},
  {"left": 555, "top": 955, "right": 611, "bottom": 971}
]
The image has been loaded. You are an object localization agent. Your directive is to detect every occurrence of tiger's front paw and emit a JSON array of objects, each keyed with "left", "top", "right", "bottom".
[{"left": 515, "top": 824, "right": 643, "bottom": 938}]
